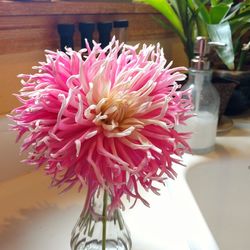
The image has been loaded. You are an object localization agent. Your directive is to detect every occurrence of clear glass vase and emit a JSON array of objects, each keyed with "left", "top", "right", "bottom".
[{"left": 70, "top": 188, "right": 132, "bottom": 250}]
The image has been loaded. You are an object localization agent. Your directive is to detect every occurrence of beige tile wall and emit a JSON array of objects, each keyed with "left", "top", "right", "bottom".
[{"left": 0, "top": 51, "right": 45, "bottom": 115}]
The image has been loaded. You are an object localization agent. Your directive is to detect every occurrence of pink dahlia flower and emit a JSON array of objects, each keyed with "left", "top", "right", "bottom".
[{"left": 11, "top": 39, "right": 192, "bottom": 209}]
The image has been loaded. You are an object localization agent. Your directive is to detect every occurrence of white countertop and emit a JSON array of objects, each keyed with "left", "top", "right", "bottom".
[
  {"left": 0, "top": 118, "right": 249, "bottom": 250},
  {"left": 0, "top": 170, "right": 218, "bottom": 250}
]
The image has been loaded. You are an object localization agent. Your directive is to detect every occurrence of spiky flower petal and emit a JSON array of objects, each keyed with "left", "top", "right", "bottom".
[{"left": 11, "top": 39, "right": 192, "bottom": 209}]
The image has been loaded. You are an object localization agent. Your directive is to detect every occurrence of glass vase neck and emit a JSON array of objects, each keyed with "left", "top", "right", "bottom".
[{"left": 71, "top": 187, "right": 132, "bottom": 250}]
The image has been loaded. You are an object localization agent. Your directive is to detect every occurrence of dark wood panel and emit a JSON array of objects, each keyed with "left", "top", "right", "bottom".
[
  {"left": 0, "top": 13, "right": 172, "bottom": 55},
  {"left": 0, "top": 2, "right": 156, "bottom": 16}
]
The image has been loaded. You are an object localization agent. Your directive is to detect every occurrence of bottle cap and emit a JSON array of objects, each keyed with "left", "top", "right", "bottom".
[
  {"left": 57, "top": 24, "right": 75, "bottom": 36},
  {"left": 114, "top": 20, "right": 129, "bottom": 28},
  {"left": 191, "top": 36, "right": 226, "bottom": 70},
  {"left": 79, "top": 22, "right": 96, "bottom": 33},
  {"left": 194, "top": 37, "right": 210, "bottom": 57}
]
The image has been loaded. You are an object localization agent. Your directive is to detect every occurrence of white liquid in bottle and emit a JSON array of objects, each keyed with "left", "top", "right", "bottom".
[{"left": 179, "top": 111, "right": 218, "bottom": 154}]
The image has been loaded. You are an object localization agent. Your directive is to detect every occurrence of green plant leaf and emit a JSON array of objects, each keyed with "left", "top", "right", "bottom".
[
  {"left": 230, "top": 9, "right": 250, "bottom": 23},
  {"left": 233, "top": 26, "right": 249, "bottom": 55},
  {"left": 196, "top": 16, "right": 208, "bottom": 36},
  {"left": 176, "top": 0, "right": 188, "bottom": 28},
  {"left": 222, "top": 3, "right": 242, "bottom": 22},
  {"left": 187, "top": 0, "right": 197, "bottom": 10},
  {"left": 211, "top": 0, "right": 219, "bottom": 6},
  {"left": 210, "top": 4, "right": 231, "bottom": 23},
  {"left": 168, "top": 0, "right": 179, "bottom": 15},
  {"left": 175, "top": 0, "right": 190, "bottom": 44},
  {"left": 230, "top": 12, "right": 250, "bottom": 34},
  {"left": 134, "top": 0, "right": 185, "bottom": 41},
  {"left": 194, "top": 0, "right": 211, "bottom": 23},
  {"left": 207, "top": 22, "right": 235, "bottom": 69},
  {"left": 218, "top": 0, "right": 233, "bottom": 5}
]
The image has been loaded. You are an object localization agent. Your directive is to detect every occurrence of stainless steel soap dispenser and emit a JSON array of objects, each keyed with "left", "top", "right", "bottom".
[{"left": 181, "top": 36, "right": 221, "bottom": 154}]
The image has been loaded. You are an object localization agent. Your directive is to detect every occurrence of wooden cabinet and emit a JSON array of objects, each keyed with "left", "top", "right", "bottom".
[{"left": 0, "top": 2, "right": 171, "bottom": 54}]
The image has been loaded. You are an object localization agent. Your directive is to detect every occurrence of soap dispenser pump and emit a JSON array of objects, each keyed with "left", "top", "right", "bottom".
[{"left": 181, "top": 36, "right": 222, "bottom": 154}]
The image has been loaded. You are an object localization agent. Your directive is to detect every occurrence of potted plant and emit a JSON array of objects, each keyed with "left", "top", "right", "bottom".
[
  {"left": 201, "top": 0, "right": 250, "bottom": 115},
  {"left": 134, "top": 0, "right": 250, "bottom": 115},
  {"left": 210, "top": 2, "right": 250, "bottom": 115}
]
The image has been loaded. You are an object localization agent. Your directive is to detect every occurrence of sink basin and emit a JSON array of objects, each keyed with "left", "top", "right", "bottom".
[
  {"left": 1, "top": 113, "right": 249, "bottom": 250},
  {"left": 0, "top": 114, "right": 219, "bottom": 250},
  {"left": 186, "top": 137, "right": 250, "bottom": 250}
]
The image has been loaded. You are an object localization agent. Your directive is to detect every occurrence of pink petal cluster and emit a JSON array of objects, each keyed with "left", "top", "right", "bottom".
[{"left": 11, "top": 39, "right": 192, "bottom": 209}]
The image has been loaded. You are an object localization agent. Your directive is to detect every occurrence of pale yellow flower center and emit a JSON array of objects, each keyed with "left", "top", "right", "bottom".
[
  {"left": 101, "top": 98, "right": 129, "bottom": 124},
  {"left": 85, "top": 91, "right": 145, "bottom": 137}
]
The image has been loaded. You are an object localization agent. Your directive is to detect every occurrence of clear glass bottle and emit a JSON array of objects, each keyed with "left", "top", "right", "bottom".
[
  {"left": 180, "top": 37, "right": 220, "bottom": 154},
  {"left": 183, "top": 69, "right": 220, "bottom": 154},
  {"left": 71, "top": 188, "right": 132, "bottom": 250}
]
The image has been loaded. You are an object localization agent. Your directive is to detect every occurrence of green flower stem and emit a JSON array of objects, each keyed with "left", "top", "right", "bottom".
[
  {"left": 116, "top": 210, "right": 124, "bottom": 230},
  {"left": 102, "top": 189, "right": 108, "bottom": 250}
]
